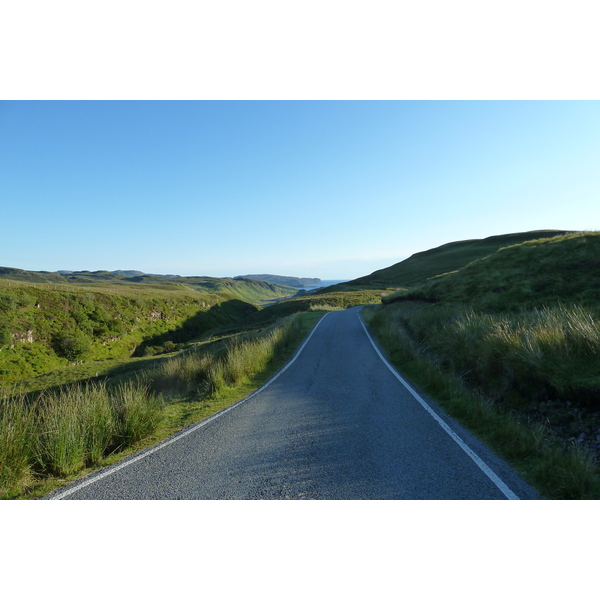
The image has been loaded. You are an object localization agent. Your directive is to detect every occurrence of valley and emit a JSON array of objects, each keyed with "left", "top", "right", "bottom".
[{"left": 2, "top": 229, "right": 600, "bottom": 500}]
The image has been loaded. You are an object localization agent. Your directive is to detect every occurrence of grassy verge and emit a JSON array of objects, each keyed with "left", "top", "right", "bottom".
[
  {"left": 363, "top": 303, "right": 600, "bottom": 499},
  {"left": 1, "top": 311, "right": 324, "bottom": 500},
  {"left": 1, "top": 380, "right": 162, "bottom": 495}
]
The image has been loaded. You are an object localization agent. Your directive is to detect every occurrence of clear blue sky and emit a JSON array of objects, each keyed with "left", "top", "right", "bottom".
[{"left": 1, "top": 100, "right": 599, "bottom": 280}]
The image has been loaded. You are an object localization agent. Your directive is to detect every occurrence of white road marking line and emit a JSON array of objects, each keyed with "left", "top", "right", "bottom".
[
  {"left": 48, "top": 312, "right": 331, "bottom": 500},
  {"left": 357, "top": 310, "right": 519, "bottom": 500}
]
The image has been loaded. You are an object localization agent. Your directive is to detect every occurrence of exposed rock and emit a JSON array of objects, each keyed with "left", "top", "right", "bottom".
[{"left": 14, "top": 330, "right": 35, "bottom": 343}]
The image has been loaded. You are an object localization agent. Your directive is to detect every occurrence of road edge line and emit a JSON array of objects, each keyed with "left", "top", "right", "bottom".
[
  {"left": 357, "top": 309, "right": 519, "bottom": 500},
  {"left": 48, "top": 312, "right": 331, "bottom": 500}
]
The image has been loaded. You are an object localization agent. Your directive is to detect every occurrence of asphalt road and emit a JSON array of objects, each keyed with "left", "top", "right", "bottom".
[{"left": 48, "top": 306, "right": 539, "bottom": 500}]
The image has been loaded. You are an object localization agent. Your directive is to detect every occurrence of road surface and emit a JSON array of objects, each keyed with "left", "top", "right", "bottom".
[{"left": 48, "top": 307, "right": 539, "bottom": 500}]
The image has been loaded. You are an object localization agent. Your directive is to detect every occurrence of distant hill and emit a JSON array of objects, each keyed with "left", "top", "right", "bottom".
[
  {"left": 0, "top": 266, "right": 296, "bottom": 305},
  {"left": 234, "top": 274, "right": 321, "bottom": 288},
  {"left": 1, "top": 268, "right": 181, "bottom": 282},
  {"left": 346, "top": 230, "right": 572, "bottom": 289},
  {"left": 112, "top": 270, "right": 147, "bottom": 277},
  {"left": 0, "top": 267, "right": 67, "bottom": 284}
]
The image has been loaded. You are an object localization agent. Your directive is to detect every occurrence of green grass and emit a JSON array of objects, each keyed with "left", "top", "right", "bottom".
[
  {"left": 0, "top": 393, "right": 35, "bottom": 493},
  {"left": 385, "top": 231, "right": 600, "bottom": 310},
  {"left": 0, "top": 379, "right": 162, "bottom": 493},
  {"left": 347, "top": 229, "right": 571, "bottom": 289}
]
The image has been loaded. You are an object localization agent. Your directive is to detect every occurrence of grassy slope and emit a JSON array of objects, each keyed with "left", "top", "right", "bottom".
[
  {"left": 179, "top": 277, "right": 296, "bottom": 305},
  {"left": 345, "top": 229, "right": 571, "bottom": 289},
  {"left": 0, "top": 274, "right": 295, "bottom": 387},
  {"left": 389, "top": 231, "right": 600, "bottom": 310},
  {"left": 234, "top": 274, "right": 321, "bottom": 288}
]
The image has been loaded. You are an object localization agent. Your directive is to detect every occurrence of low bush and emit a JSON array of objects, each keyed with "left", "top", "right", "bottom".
[
  {"left": 52, "top": 331, "right": 91, "bottom": 361},
  {"left": 0, "top": 323, "right": 12, "bottom": 348}
]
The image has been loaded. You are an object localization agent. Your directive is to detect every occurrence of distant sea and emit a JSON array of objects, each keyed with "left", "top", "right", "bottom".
[{"left": 302, "top": 280, "right": 348, "bottom": 290}]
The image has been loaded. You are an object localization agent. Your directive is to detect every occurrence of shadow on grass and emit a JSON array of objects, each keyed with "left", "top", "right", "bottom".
[{"left": 132, "top": 299, "right": 259, "bottom": 356}]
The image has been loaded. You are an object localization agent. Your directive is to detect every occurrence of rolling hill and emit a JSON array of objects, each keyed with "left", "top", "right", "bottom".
[
  {"left": 343, "top": 229, "right": 572, "bottom": 289},
  {"left": 384, "top": 230, "right": 600, "bottom": 311}
]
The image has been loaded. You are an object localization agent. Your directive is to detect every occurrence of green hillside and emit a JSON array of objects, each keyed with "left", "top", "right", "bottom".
[
  {"left": 387, "top": 231, "right": 600, "bottom": 310},
  {"left": 177, "top": 276, "right": 296, "bottom": 304},
  {"left": 347, "top": 229, "right": 571, "bottom": 289},
  {"left": 0, "top": 267, "right": 67, "bottom": 284},
  {"left": 0, "top": 269, "right": 296, "bottom": 386}
]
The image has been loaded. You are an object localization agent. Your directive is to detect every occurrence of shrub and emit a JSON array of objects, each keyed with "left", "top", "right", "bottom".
[
  {"left": 0, "top": 323, "right": 12, "bottom": 348},
  {"left": 52, "top": 331, "right": 91, "bottom": 361},
  {"left": 0, "top": 294, "right": 16, "bottom": 311},
  {"left": 163, "top": 340, "right": 177, "bottom": 353}
]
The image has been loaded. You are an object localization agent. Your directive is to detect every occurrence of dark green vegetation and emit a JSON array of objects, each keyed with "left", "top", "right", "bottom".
[
  {"left": 365, "top": 231, "right": 600, "bottom": 499},
  {"left": 234, "top": 274, "right": 321, "bottom": 288}
]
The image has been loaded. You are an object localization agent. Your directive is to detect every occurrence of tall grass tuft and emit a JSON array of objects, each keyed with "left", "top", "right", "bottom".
[
  {"left": 0, "top": 393, "right": 36, "bottom": 492},
  {"left": 111, "top": 380, "right": 163, "bottom": 447},
  {"left": 143, "top": 315, "right": 303, "bottom": 400},
  {"left": 402, "top": 303, "right": 600, "bottom": 404},
  {"left": 144, "top": 352, "right": 214, "bottom": 397},
  {"left": 79, "top": 382, "right": 118, "bottom": 465},
  {"left": 1, "top": 380, "right": 164, "bottom": 488},
  {"left": 35, "top": 387, "right": 88, "bottom": 477},
  {"left": 204, "top": 324, "right": 294, "bottom": 396}
]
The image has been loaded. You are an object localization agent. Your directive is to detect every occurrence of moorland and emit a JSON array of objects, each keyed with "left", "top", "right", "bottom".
[{"left": 2, "top": 229, "right": 600, "bottom": 499}]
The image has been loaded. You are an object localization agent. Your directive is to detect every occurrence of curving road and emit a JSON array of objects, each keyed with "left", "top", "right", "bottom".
[{"left": 48, "top": 307, "right": 539, "bottom": 500}]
